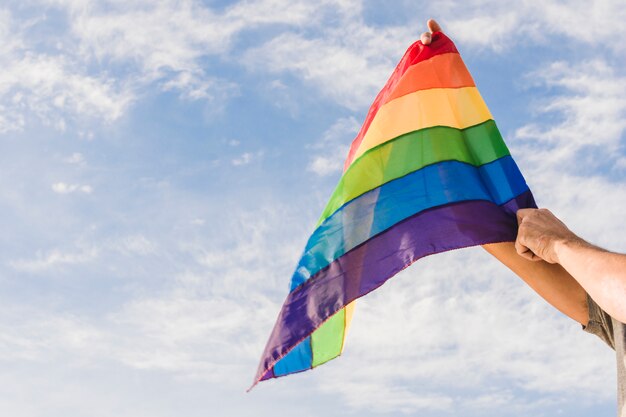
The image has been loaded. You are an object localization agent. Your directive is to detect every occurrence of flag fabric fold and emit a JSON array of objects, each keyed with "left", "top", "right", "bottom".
[{"left": 251, "top": 31, "right": 536, "bottom": 389}]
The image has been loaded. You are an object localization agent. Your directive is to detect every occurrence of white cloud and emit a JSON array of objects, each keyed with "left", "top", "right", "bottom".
[
  {"left": 0, "top": 9, "right": 133, "bottom": 133},
  {"left": 308, "top": 156, "right": 343, "bottom": 177},
  {"left": 0, "top": 307, "right": 105, "bottom": 362},
  {"left": 53, "top": 0, "right": 233, "bottom": 71},
  {"left": 509, "top": 58, "right": 626, "bottom": 252},
  {"left": 439, "top": 0, "right": 626, "bottom": 52},
  {"left": 51, "top": 182, "right": 93, "bottom": 194},
  {"left": 225, "top": 0, "right": 346, "bottom": 28},
  {"left": 231, "top": 152, "right": 252, "bottom": 166},
  {"left": 97, "top": 206, "right": 315, "bottom": 386},
  {"left": 242, "top": 0, "right": 626, "bottom": 114},
  {"left": 161, "top": 71, "right": 239, "bottom": 102},
  {"left": 7, "top": 234, "right": 156, "bottom": 276},
  {"left": 0, "top": 204, "right": 304, "bottom": 388},
  {"left": 231, "top": 150, "right": 264, "bottom": 166},
  {"left": 48, "top": 0, "right": 354, "bottom": 104},
  {"left": 3, "top": 0, "right": 624, "bottom": 134},
  {"left": 324, "top": 380, "right": 453, "bottom": 413},
  {"left": 78, "top": 130, "right": 95, "bottom": 140},
  {"left": 515, "top": 60, "right": 626, "bottom": 161},
  {"left": 64, "top": 152, "right": 85, "bottom": 165},
  {"left": 445, "top": 12, "right": 527, "bottom": 52},
  {"left": 0, "top": 0, "right": 256, "bottom": 132},
  {"left": 244, "top": 24, "right": 411, "bottom": 110},
  {"left": 10, "top": 245, "right": 98, "bottom": 272},
  {"left": 0, "top": 195, "right": 618, "bottom": 416},
  {"left": 104, "top": 292, "right": 266, "bottom": 381},
  {"left": 261, "top": 79, "right": 302, "bottom": 116},
  {"left": 315, "top": 249, "right": 613, "bottom": 413},
  {"left": 0, "top": 0, "right": 369, "bottom": 133},
  {"left": 110, "top": 235, "right": 157, "bottom": 256},
  {"left": 0, "top": 103, "right": 25, "bottom": 133},
  {"left": 307, "top": 116, "right": 359, "bottom": 176}
]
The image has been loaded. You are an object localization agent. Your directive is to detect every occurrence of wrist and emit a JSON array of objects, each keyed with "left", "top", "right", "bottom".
[{"left": 551, "top": 235, "right": 588, "bottom": 265}]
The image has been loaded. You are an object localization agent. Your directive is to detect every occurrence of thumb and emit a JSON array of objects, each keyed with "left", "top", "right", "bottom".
[
  {"left": 427, "top": 19, "right": 442, "bottom": 33},
  {"left": 516, "top": 208, "right": 534, "bottom": 226}
]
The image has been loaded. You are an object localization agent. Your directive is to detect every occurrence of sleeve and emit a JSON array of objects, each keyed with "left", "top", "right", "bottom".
[{"left": 582, "top": 292, "right": 615, "bottom": 350}]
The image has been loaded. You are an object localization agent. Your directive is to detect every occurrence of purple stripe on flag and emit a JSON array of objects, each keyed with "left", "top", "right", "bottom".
[
  {"left": 253, "top": 190, "right": 536, "bottom": 385},
  {"left": 260, "top": 368, "right": 274, "bottom": 381}
]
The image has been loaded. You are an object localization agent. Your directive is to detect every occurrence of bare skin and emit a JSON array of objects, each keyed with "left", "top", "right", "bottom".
[
  {"left": 516, "top": 208, "right": 626, "bottom": 324},
  {"left": 482, "top": 240, "right": 590, "bottom": 325},
  {"left": 420, "top": 19, "right": 442, "bottom": 45},
  {"left": 420, "top": 19, "right": 626, "bottom": 325}
]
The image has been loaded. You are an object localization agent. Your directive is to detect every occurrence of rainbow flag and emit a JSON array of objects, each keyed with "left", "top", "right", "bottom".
[{"left": 251, "top": 31, "right": 536, "bottom": 389}]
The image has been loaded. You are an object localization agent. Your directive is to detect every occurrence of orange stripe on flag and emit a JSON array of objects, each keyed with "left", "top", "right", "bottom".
[{"left": 387, "top": 53, "right": 475, "bottom": 102}]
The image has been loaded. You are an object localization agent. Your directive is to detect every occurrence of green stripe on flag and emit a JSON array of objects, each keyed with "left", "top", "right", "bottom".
[
  {"left": 316, "top": 120, "right": 509, "bottom": 227},
  {"left": 311, "top": 308, "right": 345, "bottom": 367}
]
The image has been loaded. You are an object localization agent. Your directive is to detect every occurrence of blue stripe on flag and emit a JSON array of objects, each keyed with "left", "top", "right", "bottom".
[{"left": 290, "top": 156, "right": 527, "bottom": 291}]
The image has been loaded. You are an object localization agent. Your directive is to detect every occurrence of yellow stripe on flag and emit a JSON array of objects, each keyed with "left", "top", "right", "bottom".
[{"left": 352, "top": 87, "right": 492, "bottom": 165}]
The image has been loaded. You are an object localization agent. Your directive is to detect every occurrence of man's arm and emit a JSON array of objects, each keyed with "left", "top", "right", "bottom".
[
  {"left": 482, "top": 242, "right": 589, "bottom": 325},
  {"left": 420, "top": 19, "right": 591, "bottom": 326},
  {"left": 516, "top": 208, "right": 626, "bottom": 324}
]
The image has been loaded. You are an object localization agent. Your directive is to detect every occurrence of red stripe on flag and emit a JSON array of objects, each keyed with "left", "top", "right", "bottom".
[{"left": 343, "top": 31, "right": 458, "bottom": 172}]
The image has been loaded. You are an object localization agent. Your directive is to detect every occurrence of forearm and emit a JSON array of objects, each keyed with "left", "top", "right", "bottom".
[
  {"left": 482, "top": 242, "right": 589, "bottom": 325},
  {"left": 554, "top": 239, "right": 626, "bottom": 323}
]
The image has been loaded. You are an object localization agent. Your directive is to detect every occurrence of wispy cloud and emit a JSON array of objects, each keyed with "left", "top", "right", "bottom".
[
  {"left": 2, "top": 203, "right": 305, "bottom": 388},
  {"left": 47, "top": 0, "right": 354, "bottom": 110},
  {"left": 63, "top": 152, "right": 85, "bottom": 165},
  {"left": 315, "top": 249, "right": 613, "bottom": 413},
  {"left": 515, "top": 59, "right": 626, "bottom": 161},
  {"left": 242, "top": 0, "right": 626, "bottom": 114},
  {"left": 231, "top": 152, "right": 253, "bottom": 166},
  {"left": 244, "top": 25, "right": 411, "bottom": 110},
  {"left": 108, "top": 235, "right": 157, "bottom": 256},
  {"left": 510, "top": 58, "right": 626, "bottom": 251},
  {"left": 51, "top": 182, "right": 93, "bottom": 194},
  {"left": 0, "top": 8, "right": 132, "bottom": 132},
  {"left": 161, "top": 71, "right": 239, "bottom": 102},
  {"left": 440, "top": 0, "right": 626, "bottom": 52},
  {"left": 10, "top": 245, "right": 98, "bottom": 272},
  {"left": 5, "top": 0, "right": 624, "bottom": 135},
  {"left": 0, "top": 199, "right": 615, "bottom": 414},
  {"left": 0, "top": 307, "right": 105, "bottom": 361},
  {"left": 231, "top": 150, "right": 264, "bottom": 166},
  {"left": 1, "top": 0, "right": 313, "bottom": 133},
  {"left": 307, "top": 116, "right": 359, "bottom": 176}
]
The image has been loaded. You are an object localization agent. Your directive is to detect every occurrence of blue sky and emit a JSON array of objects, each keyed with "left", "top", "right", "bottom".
[{"left": 0, "top": 1, "right": 625, "bottom": 416}]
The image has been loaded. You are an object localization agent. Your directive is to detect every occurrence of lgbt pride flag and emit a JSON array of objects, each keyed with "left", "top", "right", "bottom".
[{"left": 251, "top": 31, "right": 536, "bottom": 388}]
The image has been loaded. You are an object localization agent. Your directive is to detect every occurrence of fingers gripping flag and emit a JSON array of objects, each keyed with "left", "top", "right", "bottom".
[{"left": 251, "top": 31, "right": 536, "bottom": 389}]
